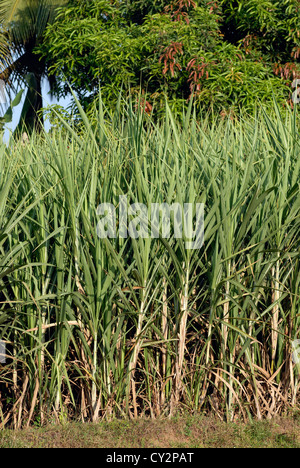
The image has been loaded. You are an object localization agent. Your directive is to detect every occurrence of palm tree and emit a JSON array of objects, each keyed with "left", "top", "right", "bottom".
[{"left": 0, "top": 0, "right": 67, "bottom": 134}]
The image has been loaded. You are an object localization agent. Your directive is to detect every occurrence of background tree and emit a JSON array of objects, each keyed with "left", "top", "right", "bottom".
[
  {"left": 221, "top": 0, "right": 300, "bottom": 61},
  {"left": 36, "top": 0, "right": 300, "bottom": 117},
  {"left": 0, "top": 0, "right": 67, "bottom": 134}
]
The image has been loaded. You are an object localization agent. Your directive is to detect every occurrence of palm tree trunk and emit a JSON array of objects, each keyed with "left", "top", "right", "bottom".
[
  {"left": 34, "top": 75, "right": 44, "bottom": 133},
  {"left": 15, "top": 73, "right": 44, "bottom": 136}
]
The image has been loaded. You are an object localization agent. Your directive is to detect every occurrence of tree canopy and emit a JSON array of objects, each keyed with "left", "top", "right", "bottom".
[{"left": 33, "top": 0, "right": 300, "bottom": 116}]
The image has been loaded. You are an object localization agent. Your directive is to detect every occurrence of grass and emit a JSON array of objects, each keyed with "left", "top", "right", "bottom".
[
  {"left": 0, "top": 95, "right": 299, "bottom": 428},
  {"left": 0, "top": 414, "right": 299, "bottom": 448}
]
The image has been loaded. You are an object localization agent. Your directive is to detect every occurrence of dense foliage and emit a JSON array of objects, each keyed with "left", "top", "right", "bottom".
[
  {"left": 37, "top": 0, "right": 300, "bottom": 116},
  {"left": 0, "top": 100, "right": 299, "bottom": 427}
]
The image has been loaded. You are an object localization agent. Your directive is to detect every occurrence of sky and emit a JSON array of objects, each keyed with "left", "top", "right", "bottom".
[{"left": 3, "top": 78, "right": 71, "bottom": 143}]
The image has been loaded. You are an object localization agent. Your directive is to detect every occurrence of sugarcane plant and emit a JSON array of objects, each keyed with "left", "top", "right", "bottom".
[{"left": 0, "top": 94, "right": 299, "bottom": 427}]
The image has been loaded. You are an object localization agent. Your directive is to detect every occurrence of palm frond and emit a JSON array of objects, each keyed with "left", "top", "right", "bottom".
[
  {"left": 0, "top": 52, "right": 31, "bottom": 85},
  {"left": 0, "top": 0, "right": 66, "bottom": 46},
  {"left": 0, "top": 0, "right": 24, "bottom": 23},
  {"left": 0, "top": 0, "right": 68, "bottom": 130}
]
